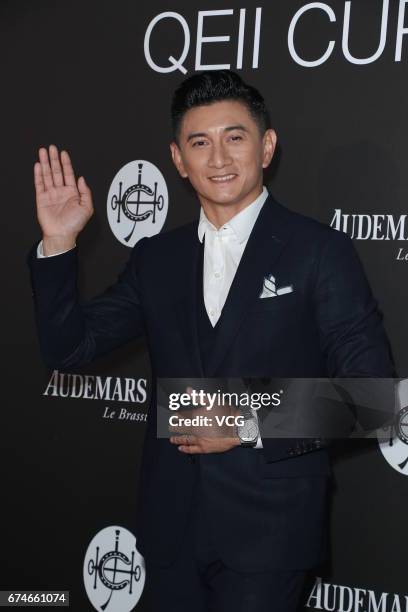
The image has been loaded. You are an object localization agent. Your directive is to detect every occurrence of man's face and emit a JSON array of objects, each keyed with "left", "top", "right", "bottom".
[{"left": 170, "top": 100, "right": 276, "bottom": 211}]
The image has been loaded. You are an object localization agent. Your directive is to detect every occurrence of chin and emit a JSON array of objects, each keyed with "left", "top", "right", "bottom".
[
  {"left": 207, "top": 186, "right": 244, "bottom": 205},
  {"left": 209, "top": 195, "right": 242, "bottom": 207}
]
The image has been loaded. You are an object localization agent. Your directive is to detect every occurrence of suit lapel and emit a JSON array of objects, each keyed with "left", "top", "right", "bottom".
[
  {"left": 205, "top": 195, "right": 296, "bottom": 376},
  {"left": 174, "top": 228, "right": 205, "bottom": 377},
  {"left": 173, "top": 194, "right": 297, "bottom": 378}
]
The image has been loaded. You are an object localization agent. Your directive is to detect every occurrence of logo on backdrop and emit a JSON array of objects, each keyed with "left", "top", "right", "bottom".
[
  {"left": 144, "top": 2, "right": 408, "bottom": 74},
  {"left": 43, "top": 370, "right": 148, "bottom": 422},
  {"left": 43, "top": 370, "right": 147, "bottom": 403},
  {"left": 330, "top": 209, "right": 408, "bottom": 261},
  {"left": 306, "top": 576, "right": 408, "bottom": 611},
  {"left": 378, "top": 378, "right": 408, "bottom": 476},
  {"left": 107, "top": 160, "right": 168, "bottom": 247},
  {"left": 84, "top": 525, "right": 145, "bottom": 612}
]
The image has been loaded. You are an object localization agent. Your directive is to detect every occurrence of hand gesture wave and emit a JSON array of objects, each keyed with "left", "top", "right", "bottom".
[{"left": 34, "top": 145, "right": 93, "bottom": 248}]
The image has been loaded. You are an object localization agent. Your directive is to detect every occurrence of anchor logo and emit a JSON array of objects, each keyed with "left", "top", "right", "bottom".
[
  {"left": 83, "top": 525, "right": 145, "bottom": 612},
  {"left": 107, "top": 160, "right": 168, "bottom": 247}
]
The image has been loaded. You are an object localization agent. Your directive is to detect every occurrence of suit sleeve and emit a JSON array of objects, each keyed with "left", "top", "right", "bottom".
[
  {"left": 313, "top": 229, "right": 395, "bottom": 379},
  {"left": 27, "top": 238, "right": 147, "bottom": 370},
  {"left": 312, "top": 229, "right": 396, "bottom": 435},
  {"left": 258, "top": 228, "right": 396, "bottom": 463}
]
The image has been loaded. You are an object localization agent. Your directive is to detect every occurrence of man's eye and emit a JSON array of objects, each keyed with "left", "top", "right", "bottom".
[
  {"left": 229, "top": 135, "right": 243, "bottom": 142},
  {"left": 192, "top": 140, "right": 207, "bottom": 147}
]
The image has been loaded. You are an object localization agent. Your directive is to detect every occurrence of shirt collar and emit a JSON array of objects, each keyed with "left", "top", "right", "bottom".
[{"left": 198, "top": 186, "right": 269, "bottom": 244}]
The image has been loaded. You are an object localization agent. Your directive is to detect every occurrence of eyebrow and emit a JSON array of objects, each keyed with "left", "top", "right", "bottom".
[{"left": 186, "top": 124, "right": 248, "bottom": 142}]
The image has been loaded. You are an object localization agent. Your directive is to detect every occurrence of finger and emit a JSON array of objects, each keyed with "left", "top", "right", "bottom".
[
  {"left": 60, "top": 150, "right": 76, "bottom": 187},
  {"left": 34, "top": 162, "right": 45, "bottom": 196},
  {"left": 49, "top": 144, "right": 64, "bottom": 187},
  {"left": 170, "top": 435, "right": 196, "bottom": 445},
  {"left": 177, "top": 445, "right": 201, "bottom": 454},
  {"left": 39, "top": 147, "right": 54, "bottom": 189},
  {"left": 168, "top": 425, "right": 189, "bottom": 433},
  {"left": 168, "top": 428, "right": 183, "bottom": 435}
]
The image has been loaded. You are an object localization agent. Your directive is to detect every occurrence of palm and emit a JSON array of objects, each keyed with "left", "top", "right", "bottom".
[
  {"left": 37, "top": 184, "right": 84, "bottom": 236},
  {"left": 34, "top": 145, "right": 93, "bottom": 239}
]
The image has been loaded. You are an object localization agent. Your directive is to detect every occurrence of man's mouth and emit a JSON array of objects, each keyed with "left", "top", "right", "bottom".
[{"left": 208, "top": 174, "right": 237, "bottom": 183}]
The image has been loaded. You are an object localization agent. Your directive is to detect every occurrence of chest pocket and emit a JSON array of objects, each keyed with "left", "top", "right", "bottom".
[{"left": 250, "top": 289, "right": 300, "bottom": 313}]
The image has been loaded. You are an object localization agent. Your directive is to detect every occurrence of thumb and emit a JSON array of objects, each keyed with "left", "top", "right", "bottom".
[
  {"left": 78, "top": 176, "right": 90, "bottom": 195},
  {"left": 77, "top": 176, "right": 92, "bottom": 202}
]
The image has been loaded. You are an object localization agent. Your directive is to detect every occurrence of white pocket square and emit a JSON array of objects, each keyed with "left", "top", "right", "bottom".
[{"left": 259, "top": 274, "right": 294, "bottom": 299}]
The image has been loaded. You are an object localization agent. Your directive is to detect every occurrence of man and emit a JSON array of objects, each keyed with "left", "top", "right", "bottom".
[{"left": 28, "top": 71, "right": 394, "bottom": 611}]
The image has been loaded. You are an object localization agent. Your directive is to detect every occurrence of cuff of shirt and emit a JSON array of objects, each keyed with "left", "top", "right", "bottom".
[
  {"left": 255, "top": 435, "right": 263, "bottom": 449},
  {"left": 254, "top": 409, "right": 263, "bottom": 448},
  {"left": 37, "top": 239, "right": 76, "bottom": 258}
]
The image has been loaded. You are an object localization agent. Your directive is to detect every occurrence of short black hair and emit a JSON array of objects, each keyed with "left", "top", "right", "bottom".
[{"left": 171, "top": 70, "right": 271, "bottom": 143}]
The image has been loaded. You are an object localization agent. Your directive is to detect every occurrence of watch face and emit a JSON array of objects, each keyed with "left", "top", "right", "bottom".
[{"left": 238, "top": 418, "right": 259, "bottom": 442}]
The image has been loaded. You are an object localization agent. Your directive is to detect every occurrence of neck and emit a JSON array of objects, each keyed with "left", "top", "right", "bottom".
[{"left": 199, "top": 184, "right": 264, "bottom": 229}]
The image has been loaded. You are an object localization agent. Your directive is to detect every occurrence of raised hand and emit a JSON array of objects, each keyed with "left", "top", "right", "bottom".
[{"left": 34, "top": 145, "right": 94, "bottom": 255}]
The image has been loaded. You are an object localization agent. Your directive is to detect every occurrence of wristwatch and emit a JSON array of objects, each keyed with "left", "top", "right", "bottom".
[{"left": 237, "top": 408, "right": 259, "bottom": 447}]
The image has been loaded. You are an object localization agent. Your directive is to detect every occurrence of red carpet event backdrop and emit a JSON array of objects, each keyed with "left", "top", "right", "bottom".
[{"left": 2, "top": 1, "right": 407, "bottom": 610}]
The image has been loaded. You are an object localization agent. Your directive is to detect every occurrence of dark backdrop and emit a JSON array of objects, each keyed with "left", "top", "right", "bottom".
[{"left": 1, "top": 1, "right": 407, "bottom": 610}]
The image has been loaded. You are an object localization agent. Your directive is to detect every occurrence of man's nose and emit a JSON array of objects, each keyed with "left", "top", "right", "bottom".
[{"left": 207, "top": 142, "right": 232, "bottom": 168}]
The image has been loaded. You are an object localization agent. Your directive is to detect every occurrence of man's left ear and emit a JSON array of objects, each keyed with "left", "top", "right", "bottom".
[
  {"left": 170, "top": 142, "right": 188, "bottom": 178},
  {"left": 262, "top": 129, "right": 277, "bottom": 169}
]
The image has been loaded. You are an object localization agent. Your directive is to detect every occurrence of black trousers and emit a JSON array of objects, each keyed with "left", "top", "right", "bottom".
[{"left": 145, "top": 482, "right": 308, "bottom": 612}]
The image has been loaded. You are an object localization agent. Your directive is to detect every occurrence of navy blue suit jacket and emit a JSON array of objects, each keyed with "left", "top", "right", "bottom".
[{"left": 27, "top": 194, "right": 395, "bottom": 571}]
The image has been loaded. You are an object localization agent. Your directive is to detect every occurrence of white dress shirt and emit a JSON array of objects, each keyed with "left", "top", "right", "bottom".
[
  {"left": 37, "top": 186, "right": 269, "bottom": 448},
  {"left": 198, "top": 186, "right": 268, "bottom": 449},
  {"left": 198, "top": 185, "right": 268, "bottom": 327}
]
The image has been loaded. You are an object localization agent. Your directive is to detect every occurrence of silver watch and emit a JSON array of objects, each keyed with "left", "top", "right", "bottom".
[{"left": 237, "top": 410, "right": 259, "bottom": 447}]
